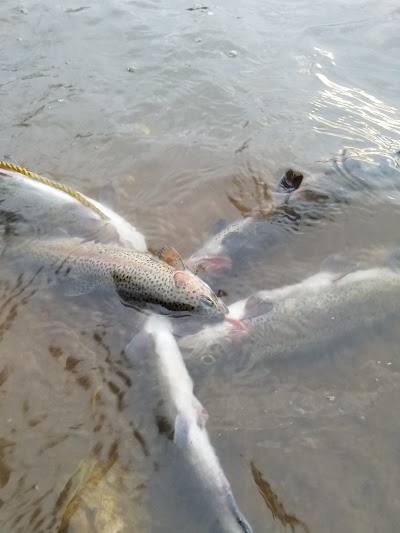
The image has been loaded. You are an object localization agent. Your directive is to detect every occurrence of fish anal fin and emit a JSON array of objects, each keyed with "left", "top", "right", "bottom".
[
  {"left": 152, "top": 246, "right": 187, "bottom": 270},
  {"left": 320, "top": 254, "right": 358, "bottom": 281}
]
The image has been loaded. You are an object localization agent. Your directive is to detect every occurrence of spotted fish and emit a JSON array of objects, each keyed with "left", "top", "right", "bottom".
[
  {"left": 3, "top": 237, "right": 228, "bottom": 319},
  {"left": 179, "top": 252, "right": 400, "bottom": 363}
]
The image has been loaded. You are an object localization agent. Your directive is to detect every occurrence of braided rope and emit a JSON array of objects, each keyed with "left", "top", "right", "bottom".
[{"left": 0, "top": 161, "right": 110, "bottom": 220}]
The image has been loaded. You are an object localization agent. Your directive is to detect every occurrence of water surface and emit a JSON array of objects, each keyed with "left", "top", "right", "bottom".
[{"left": 1, "top": 0, "right": 400, "bottom": 531}]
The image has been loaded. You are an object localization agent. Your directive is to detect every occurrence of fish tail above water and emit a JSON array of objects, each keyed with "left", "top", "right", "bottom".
[{"left": 187, "top": 168, "right": 303, "bottom": 276}]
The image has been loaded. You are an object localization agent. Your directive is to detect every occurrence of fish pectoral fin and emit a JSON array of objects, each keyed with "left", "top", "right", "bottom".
[
  {"left": 153, "top": 246, "right": 187, "bottom": 270},
  {"left": 275, "top": 169, "right": 304, "bottom": 194},
  {"left": 320, "top": 254, "right": 358, "bottom": 281},
  {"left": 244, "top": 295, "right": 274, "bottom": 319},
  {"left": 62, "top": 277, "right": 97, "bottom": 297}
]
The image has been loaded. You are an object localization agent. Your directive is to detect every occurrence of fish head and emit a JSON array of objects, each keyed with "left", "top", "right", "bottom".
[{"left": 171, "top": 269, "right": 228, "bottom": 321}]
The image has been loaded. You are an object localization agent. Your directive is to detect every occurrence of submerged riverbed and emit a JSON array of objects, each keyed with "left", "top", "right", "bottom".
[{"left": 1, "top": 1, "right": 400, "bottom": 532}]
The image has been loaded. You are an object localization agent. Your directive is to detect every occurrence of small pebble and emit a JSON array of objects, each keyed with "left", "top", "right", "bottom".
[
  {"left": 20, "top": 8, "right": 28, "bottom": 14},
  {"left": 127, "top": 66, "right": 136, "bottom": 73},
  {"left": 387, "top": 362, "right": 392, "bottom": 366},
  {"left": 326, "top": 394, "right": 336, "bottom": 402},
  {"left": 377, "top": 360, "right": 381, "bottom": 364},
  {"left": 360, "top": 415, "right": 366, "bottom": 421},
  {"left": 195, "top": 37, "right": 202, "bottom": 42},
  {"left": 16, "top": 37, "right": 22, "bottom": 41},
  {"left": 228, "top": 50, "right": 238, "bottom": 57},
  {"left": 207, "top": 11, "right": 214, "bottom": 15},
  {"left": 56, "top": 98, "right": 64, "bottom": 103}
]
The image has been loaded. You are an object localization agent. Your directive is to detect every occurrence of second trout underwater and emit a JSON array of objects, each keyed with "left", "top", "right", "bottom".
[
  {"left": 1, "top": 237, "right": 228, "bottom": 320},
  {"left": 179, "top": 253, "right": 400, "bottom": 366}
]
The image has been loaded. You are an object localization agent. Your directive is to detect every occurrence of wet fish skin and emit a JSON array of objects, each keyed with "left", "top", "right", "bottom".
[
  {"left": 5, "top": 237, "right": 228, "bottom": 319},
  {"left": 0, "top": 166, "right": 147, "bottom": 250},
  {"left": 187, "top": 170, "right": 304, "bottom": 275},
  {"left": 125, "top": 316, "right": 253, "bottom": 533},
  {"left": 179, "top": 258, "right": 400, "bottom": 364},
  {"left": 187, "top": 152, "right": 400, "bottom": 278}
]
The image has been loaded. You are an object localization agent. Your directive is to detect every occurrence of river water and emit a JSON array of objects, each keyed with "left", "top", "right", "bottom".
[{"left": 1, "top": 1, "right": 400, "bottom": 532}]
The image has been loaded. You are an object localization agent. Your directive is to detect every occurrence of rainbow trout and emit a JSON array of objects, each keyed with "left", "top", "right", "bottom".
[
  {"left": 4, "top": 237, "right": 227, "bottom": 319},
  {"left": 187, "top": 152, "right": 400, "bottom": 277},
  {"left": 125, "top": 316, "right": 253, "bottom": 533},
  {"left": 0, "top": 160, "right": 147, "bottom": 250},
  {"left": 187, "top": 170, "right": 303, "bottom": 275},
  {"left": 179, "top": 253, "right": 400, "bottom": 363}
]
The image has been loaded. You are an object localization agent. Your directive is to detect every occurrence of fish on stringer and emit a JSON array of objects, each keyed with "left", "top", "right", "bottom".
[{"left": 0, "top": 156, "right": 147, "bottom": 250}]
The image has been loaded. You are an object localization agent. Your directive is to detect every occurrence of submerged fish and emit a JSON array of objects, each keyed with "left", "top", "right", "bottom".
[
  {"left": 125, "top": 315, "right": 253, "bottom": 533},
  {"left": 179, "top": 253, "right": 400, "bottom": 365},
  {"left": 3, "top": 237, "right": 227, "bottom": 319},
  {"left": 187, "top": 151, "right": 400, "bottom": 278},
  {"left": 0, "top": 159, "right": 147, "bottom": 250},
  {"left": 187, "top": 169, "right": 303, "bottom": 275}
]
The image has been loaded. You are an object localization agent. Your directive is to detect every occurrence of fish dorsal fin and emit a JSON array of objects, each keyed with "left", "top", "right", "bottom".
[
  {"left": 320, "top": 254, "right": 358, "bottom": 281},
  {"left": 275, "top": 169, "right": 304, "bottom": 193},
  {"left": 154, "top": 246, "right": 187, "bottom": 270}
]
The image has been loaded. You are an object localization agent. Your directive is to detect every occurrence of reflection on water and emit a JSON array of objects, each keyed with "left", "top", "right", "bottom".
[
  {"left": 311, "top": 72, "right": 400, "bottom": 150},
  {"left": 1, "top": 0, "right": 400, "bottom": 531}
]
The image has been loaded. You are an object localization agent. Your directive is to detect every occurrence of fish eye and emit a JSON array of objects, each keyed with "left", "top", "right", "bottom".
[{"left": 199, "top": 296, "right": 214, "bottom": 309}]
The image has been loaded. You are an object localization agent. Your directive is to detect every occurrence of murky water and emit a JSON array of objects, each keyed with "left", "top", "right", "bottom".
[{"left": 1, "top": 0, "right": 400, "bottom": 531}]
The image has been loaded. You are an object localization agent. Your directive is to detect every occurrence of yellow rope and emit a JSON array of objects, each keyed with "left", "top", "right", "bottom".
[{"left": 0, "top": 160, "right": 110, "bottom": 220}]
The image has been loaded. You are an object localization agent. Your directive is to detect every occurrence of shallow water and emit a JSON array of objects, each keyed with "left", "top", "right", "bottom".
[{"left": 1, "top": 0, "right": 400, "bottom": 531}]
